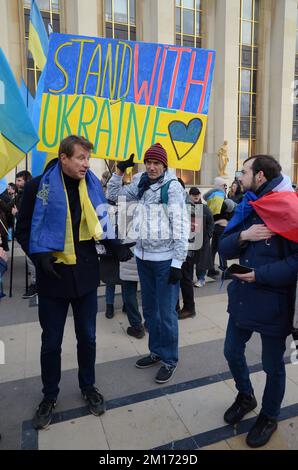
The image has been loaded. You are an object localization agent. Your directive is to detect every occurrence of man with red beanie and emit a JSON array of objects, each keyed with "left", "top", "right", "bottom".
[{"left": 108, "top": 143, "right": 189, "bottom": 383}]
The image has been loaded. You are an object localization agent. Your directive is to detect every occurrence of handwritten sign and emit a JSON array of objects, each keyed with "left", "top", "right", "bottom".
[{"left": 38, "top": 33, "right": 215, "bottom": 170}]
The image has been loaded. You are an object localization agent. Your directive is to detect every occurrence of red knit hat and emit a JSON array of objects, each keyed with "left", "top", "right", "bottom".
[{"left": 144, "top": 143, "right": 168, "bottom": 168}]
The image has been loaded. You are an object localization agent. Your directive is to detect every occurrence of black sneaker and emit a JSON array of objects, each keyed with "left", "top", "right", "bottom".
[
  {"left": 127, "top": 325, "right": 145, "bottom": 339},
  {"left": 32, "top": 398, "right": 56, "bottom": 430},
  {"left": 224, "top": 392, "right": 257, "bottom": 425},
  {"left": 105, "top": 304, "right": 114, "bottom": 319},
  {"left": 155, "top": 365, "right": 177, "bottom": 384},
  {"left": 23, "top": 284, "right": 37, "bottom": 299},
  {"left": 82, "top": 387, "right": 106, "bottom": 416},
  {"left": 246, "top": 412, "right": 278, "bottom": 448},
  {"left": 178, "top": 308, "right": 196, "bottom": 320},
  {"left": 135, "top": 354, "right": 161, "bottom": 369}
]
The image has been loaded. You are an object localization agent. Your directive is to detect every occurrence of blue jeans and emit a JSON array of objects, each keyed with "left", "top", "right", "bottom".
[
  {"left": 38, "top": 290, "right": 98, "bottom": 399},
  {"left": 105, "top": 283, "right": 116, "bottom": 305},
  {"left": 196, "top": 269, "right": 207, "bottom": 282},
  {"left": 136, "top": 258, "right": 180, "bottom": 367},
  {"left": 105, "top": 283, "right": 124, "bottom": 305},
  {"left": 224, "top": 315, "right": 287, "bottom": 419},
  {"left": 122, "top": 281, "right": 142, "bottom": 328}
]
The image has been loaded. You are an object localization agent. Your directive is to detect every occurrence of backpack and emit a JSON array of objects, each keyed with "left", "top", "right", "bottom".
[{"left": 159, "top": 179, "right": 177, "bottom": 204}]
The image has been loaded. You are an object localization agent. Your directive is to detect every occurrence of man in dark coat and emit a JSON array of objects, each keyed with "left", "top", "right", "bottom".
[
  {"left": 219, "top": 155, "right": 298, "bottom": 448},
  {"left": 178, "top": 187, "right": 214, "bottom": 319},
  {"left": 16, "top": 135, "right": 132, "bottom": 430}
]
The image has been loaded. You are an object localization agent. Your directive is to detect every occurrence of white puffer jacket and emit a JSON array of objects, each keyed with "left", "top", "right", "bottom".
[{"left": 107, "top": 170, "right": 189, "bottom": 268}]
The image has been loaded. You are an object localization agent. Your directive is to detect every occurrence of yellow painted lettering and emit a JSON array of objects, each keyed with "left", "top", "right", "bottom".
[
  {"left": 71, "top": 38, "right": 96, "bottom": 94},
  {"left": 117, "top": 42, "right": 133, "bottom": 100},
  {"left": 48, "top": 42, "right": 72, "bottom": 94},
  {"left": 82, "top": 44, "right": 102, "bottom": 96}
]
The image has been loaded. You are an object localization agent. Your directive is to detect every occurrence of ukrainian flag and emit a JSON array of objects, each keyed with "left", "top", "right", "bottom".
[
  {"left": 206, "top": 191, "right": 225, "bottom": 216},
  {"left": 28, "top": 0, "right": 48, "bottom": 71},
  {"left": 0, "top": 177, "right": 6, "bottom": 195},
  {"left": 0, "top": 48, "right": 39, "bottom": 179}
]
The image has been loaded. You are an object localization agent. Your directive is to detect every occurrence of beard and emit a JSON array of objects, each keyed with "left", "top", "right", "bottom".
[{"left": 243, "top": 176, "right": 258, "bottom": 193}]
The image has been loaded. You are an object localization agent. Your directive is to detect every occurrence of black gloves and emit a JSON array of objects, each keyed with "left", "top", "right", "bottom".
[
  {"left": 34, "top": 253, "right": 61, "bottom": 280},
  {"left": 113, "top": 242, "right": 135, "bottom": 262},
  {"left": 117, "top": 154, "right": 135, "bottom": 173},
  {"left": 168, "top": 267, "right": 182, "bottom": 284},
  {"left": 100, "top": 240, "right": 135, "bottom": 262}
]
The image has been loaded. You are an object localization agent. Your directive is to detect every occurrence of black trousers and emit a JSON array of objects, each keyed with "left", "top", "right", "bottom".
[
  {"left": 180, "top": 256, "right": 195, "bottom": 311},
  {"left": 211, "top": 224, "right": 227, "bottom": 270},
  {"left": 38, "top": 290, "right": 98, "bottom": 399}
]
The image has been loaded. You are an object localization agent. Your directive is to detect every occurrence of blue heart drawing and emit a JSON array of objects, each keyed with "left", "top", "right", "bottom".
[{"left": 168, "top": 118, "right": 203, "bottom": 160}]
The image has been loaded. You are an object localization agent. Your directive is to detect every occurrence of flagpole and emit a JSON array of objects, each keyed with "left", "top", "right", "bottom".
[
  {"left": 104, "top": 159, "right": 113, "bottom": 177},
  {"left": 9, "top": 217, "right": 15, "bottom": 298},
  {"left": 24, "top": 14, "right": 32, "bottom": 294}
]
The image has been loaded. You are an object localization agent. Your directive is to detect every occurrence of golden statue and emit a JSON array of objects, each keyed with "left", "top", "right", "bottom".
[{"left": 217, "top": 140, "right": 229, "bottom": 176}]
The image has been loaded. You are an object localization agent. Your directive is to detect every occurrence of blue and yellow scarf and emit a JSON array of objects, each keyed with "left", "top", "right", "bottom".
[{"left": 29, "top": 161, "right": 111, "bottom": 264}]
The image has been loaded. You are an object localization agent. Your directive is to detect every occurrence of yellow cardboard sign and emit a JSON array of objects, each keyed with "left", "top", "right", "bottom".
[{"left": 38, "top": 34, "right": 215, "bottom": 170}]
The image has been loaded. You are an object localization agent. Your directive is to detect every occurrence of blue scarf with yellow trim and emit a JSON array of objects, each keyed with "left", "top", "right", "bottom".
[{"left": 29, "top": 161, "right": 113, "bottom": 258}]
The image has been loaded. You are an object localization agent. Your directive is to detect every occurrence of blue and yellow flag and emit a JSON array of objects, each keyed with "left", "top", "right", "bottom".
[
  {"left": 31, "top": 67, "right": 48, "bottom": 176},
  {"left": 205, "top": 190, "right": 225, "bottom": 216},
  {"left": 0, "top": 48, "right": 39, "bottom": 179},
  {"left": 28, "top": 0, "right": 48, "bottom": 71},
  {"left": 0, "top": 177, "right": 7, "bottom": 195},
  {"left": 20, "top": 78, "right": 34, "bottom": 115}
]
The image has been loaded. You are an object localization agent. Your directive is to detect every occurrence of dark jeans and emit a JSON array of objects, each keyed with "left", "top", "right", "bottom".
[
  {"left": 136, "top": 258, "right": 179, "bottom": 367},
  {"left": 38, "top": 290, "right": 98, "bottom": 399},
  {"left": 122, "top": 280, "right": 142, "bottom": 328},
  {"left": 211, "top": 224, "right": 227, "bottom": 270},
  {"left": 105, "top": 283, "right": 124, "bottom": 305},
  {"left": 180, "top": 256, "right": 195, "bottom": 311},
  {"left": 196, "top": 269, "right": 207, "bottom": 282},
  {"left": 224, "top": 315, "right": 287, "bottom": 419}
]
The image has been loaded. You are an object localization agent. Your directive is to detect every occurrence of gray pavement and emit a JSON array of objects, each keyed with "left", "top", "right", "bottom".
[{"left": 0, "top": 250, "right": 298, "bottom": 450}]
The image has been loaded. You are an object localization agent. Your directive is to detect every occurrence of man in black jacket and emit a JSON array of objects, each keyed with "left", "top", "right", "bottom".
[{"left": 16, "top": 135, "right": 132, "bottom": 430}]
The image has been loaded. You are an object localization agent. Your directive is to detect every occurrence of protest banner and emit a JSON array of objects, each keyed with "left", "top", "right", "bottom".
[{"left": 38, "top": 33, "right": 215, "bottom": 170}]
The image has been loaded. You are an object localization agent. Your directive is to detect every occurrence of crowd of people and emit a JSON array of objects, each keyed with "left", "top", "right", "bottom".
[{"left": 1, "top": 135, "right": 298, "bottom": 449}]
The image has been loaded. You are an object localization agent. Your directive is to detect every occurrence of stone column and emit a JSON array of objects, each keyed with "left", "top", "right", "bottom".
[
  {"left": 201, "top": 0, "right": 240, "bottom": 185},
  {"left": 137, "top": 0, "right": 175, "bottom": 43},
  {"left": 0, "top": 0, "right": 23, "bottom": 80},
  {"left": 0, "top": 0, "right": 9, "bottom": 58},
  {"left": 258, "top": 0, "right": 296, "bottom": 177}
]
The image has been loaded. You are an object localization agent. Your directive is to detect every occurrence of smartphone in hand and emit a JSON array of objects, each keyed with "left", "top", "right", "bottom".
[{"left": 226, "top": 263, "right": 253, "bottom": 275}]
